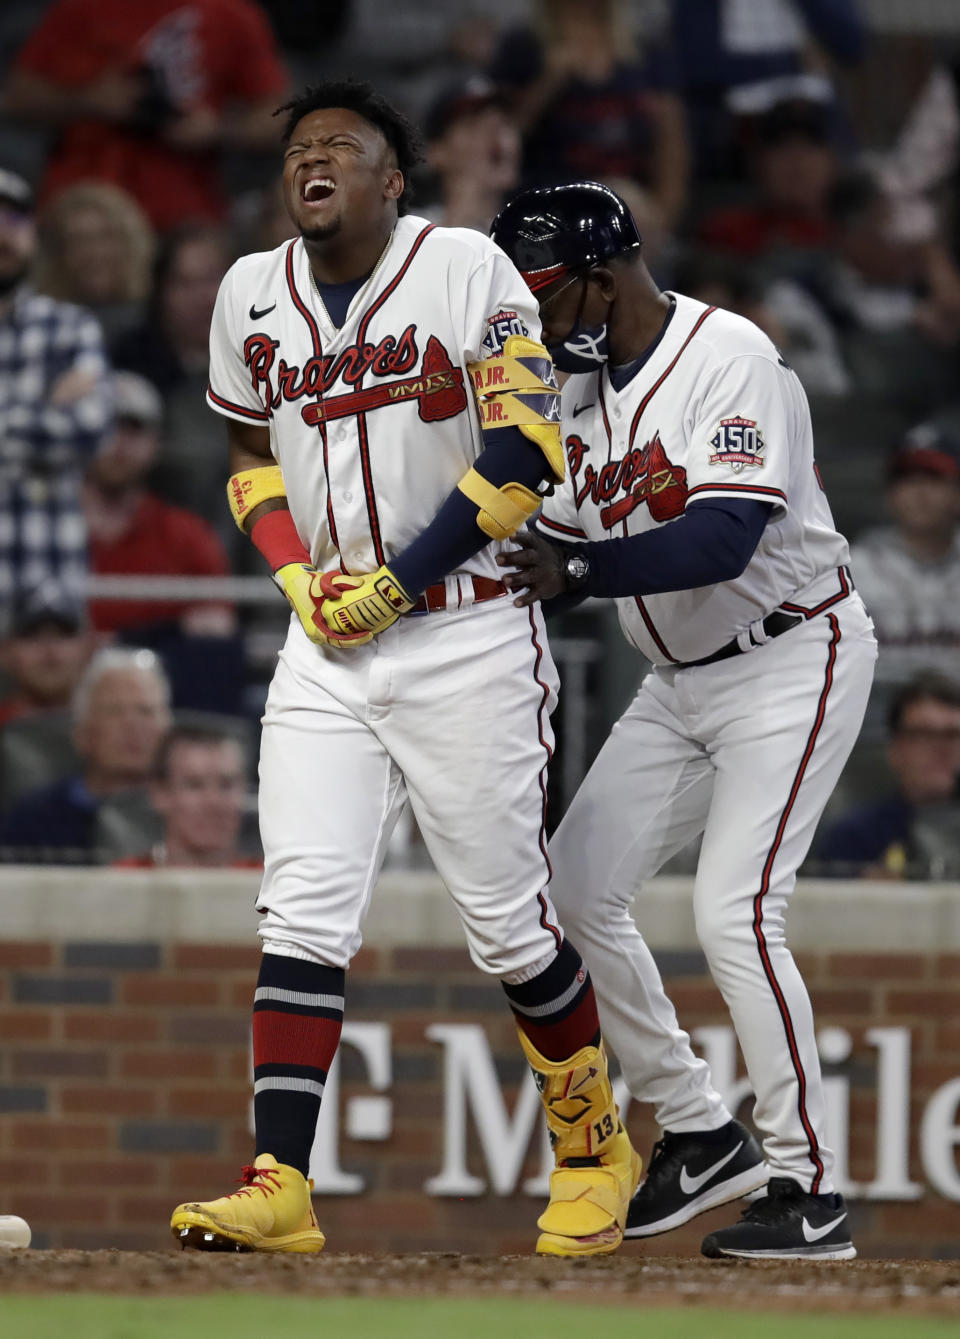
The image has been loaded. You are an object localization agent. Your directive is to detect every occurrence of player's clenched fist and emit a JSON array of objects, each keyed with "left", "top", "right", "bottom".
[
  {"left": 273, "top": 563, "right": 373, "bottom": 647},
  {"left": 319, "top": 564, "right": 415, "bottom": 638}
]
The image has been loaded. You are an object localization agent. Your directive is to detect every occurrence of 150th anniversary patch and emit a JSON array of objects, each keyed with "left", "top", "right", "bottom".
[
  {"left": 708, "top": 415, "right": 765, "bottom": 470},
  {"left": 480, "top": 309, "right": 529, "bottom": 357}
]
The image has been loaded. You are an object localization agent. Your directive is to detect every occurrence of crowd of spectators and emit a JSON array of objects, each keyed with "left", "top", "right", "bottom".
[{"left": 0, "top": 0, "right": 959, "bottom": 870}]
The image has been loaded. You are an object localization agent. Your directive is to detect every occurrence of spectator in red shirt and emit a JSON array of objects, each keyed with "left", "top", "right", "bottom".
[
  {"left": 84, "top": 371, "right": 235, "bottom": 638},
  {"left": 115, "top": 722, "right": 259, "bottom": 868},
  {"left": 698, "top": 95, "right": 840, "bottom": 259},
  {"left": 0, "top": 581, "right": 91, "bottom": 729},
  {"left": 3, "top": 0, "right": 288, "bottom": 230}
]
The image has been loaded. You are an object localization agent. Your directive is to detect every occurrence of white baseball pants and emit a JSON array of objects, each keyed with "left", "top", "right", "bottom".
[
  {"left": 548, "top": 594, "right": 877, "bottom": 1192},
  {"left": 256, "top": 594, "right": 564, "bottom": 977}
]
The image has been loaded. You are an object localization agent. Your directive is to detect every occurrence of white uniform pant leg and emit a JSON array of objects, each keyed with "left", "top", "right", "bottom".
[
  {"left": 379, "top": 601, "right": 564, "bottom": 978},
  {"left": 256, "top": 624, "right": 406, "bottom": 966},
  {"left": 548, "top": 670, "right": 731, "bottom": 1133},
  {"left": 693, "top": 598, "right": 877, "bottom": 1193}
]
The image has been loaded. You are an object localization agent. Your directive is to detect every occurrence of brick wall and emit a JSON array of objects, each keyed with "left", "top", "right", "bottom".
[{"left": 1, "top": 937, "right": 959, "bottom": 1258}]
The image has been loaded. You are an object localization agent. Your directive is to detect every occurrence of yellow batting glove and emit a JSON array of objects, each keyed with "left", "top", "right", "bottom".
[
  {"left": 319, "top": 564, "right": 415, "bottom": 638},
  {"left": 274, "top": 563, "right": 373, "bottom": 647}
]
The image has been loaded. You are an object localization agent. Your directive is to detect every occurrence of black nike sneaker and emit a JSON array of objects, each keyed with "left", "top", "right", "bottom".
[
  {"left": 624, "top": 1119, "right": 768, "bottom": 1238},
  {"left": 701, "top": 1175, "right": 857, "bottom": 1260}
]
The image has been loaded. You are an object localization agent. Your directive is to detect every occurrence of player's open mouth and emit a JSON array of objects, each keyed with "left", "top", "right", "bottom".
[{"left": 301, "top": 177, "right": 336, "bottom": 204}]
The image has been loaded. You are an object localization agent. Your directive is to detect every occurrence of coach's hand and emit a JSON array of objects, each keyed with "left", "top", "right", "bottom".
[
  {"left": 497, "top": 531, "right": 569, "bottom": 606},
  {"left": 319, "top": 564, "right": 415, "bottom": 638},
  {"left": 274, "top": 563, "right": 373, "bottom": 647}
]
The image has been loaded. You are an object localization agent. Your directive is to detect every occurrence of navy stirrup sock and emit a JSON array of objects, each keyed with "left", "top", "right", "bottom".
[{"left": 252, "top": 952, "right": 345, "bottom": 1177}]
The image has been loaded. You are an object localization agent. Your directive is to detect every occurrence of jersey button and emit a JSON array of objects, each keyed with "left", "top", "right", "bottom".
[{"left": 343, "top": 491, "right": 353, "bottom": 502}]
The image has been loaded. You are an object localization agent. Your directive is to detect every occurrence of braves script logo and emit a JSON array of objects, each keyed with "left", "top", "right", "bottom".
[
  {"left": 244, "top": 324, "right": 420, "bottom": 411},
  {"left": 709, "top": 415, "right": 765, "bottom": 471},
  {"left": 566, "top": 431, "right": 687, "bottom": 528},
  {"left": 243, "top": 326, "right": 468, "bottom": 427}
]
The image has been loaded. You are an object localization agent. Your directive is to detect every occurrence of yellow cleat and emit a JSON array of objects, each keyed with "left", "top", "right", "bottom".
[
  {"left": 518, "top": 1031, "right": 642, "bottom": 1257},
  {"left": 170, "top": 1153, "right": 325, "bottom": 1254}
]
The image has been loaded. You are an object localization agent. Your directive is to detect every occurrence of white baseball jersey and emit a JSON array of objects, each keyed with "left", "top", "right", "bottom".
[
  {"left": 849, "top": 526, "right": 960, "bottom": 685},
  {"left": 206, "top": 216, "right": 566, "bottom": 982},
  {"left": 536, "top": 290, "right": 878, "bottom": 1195},
  {"left": 207, "top": 215, "right": 541, "bottom": 580},
  {"left": 537, "top": 293, "right": 852, "bottom": 665}
]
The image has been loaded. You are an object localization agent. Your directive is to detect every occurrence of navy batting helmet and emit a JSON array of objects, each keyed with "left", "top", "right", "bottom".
[{"left": 490, "top": 182, "right": 642, "bottom": 294}]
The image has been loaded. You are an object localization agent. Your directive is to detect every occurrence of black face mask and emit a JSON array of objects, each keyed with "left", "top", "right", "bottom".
[{"left": 545, "top": 276, "right": 610, "bottom": 373}]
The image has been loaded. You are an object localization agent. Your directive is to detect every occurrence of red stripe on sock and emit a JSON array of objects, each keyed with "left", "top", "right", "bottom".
[
  {"left": 515, "top": 983, "right": 600, "bottom": 1062},
  {"left": 253, "top": 1009, "right": 343, "bottom": 1071}
]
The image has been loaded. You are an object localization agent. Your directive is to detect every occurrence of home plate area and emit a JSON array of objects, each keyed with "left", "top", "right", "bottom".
[{"left": 0, "top": 1251, "right": 958, "bottom": 1316}]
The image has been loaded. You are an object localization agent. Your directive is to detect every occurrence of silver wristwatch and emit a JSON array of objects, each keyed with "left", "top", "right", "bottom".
[{"left": 564, "top": 552, "right": 590, "bottom": 590}]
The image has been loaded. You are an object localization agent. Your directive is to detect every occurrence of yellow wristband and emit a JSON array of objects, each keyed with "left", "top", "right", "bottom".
[{"left": 227, "top": 465, "right": 286, "bottom": 531}]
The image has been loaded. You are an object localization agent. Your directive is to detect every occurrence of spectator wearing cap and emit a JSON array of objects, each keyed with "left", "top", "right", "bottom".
[
  {"left": 697, "top": 92, "right": 841, "bottom": 259},
  {"left": 815, "top": 671, "right": 960, "bottom": 879},
  {"left": 850, "top": 425, "right": 960, "bottom": 686},
  {"left": 83, "top": 371, "right": 235, "bottom": 639},
  {"left": 0, "top": 166, "right": 112, "bottom": 607},
  {"left": 668, "top": 3, "right": 865, "bottom": 181},
  {"left": 0, "top": 581, "right": 90, "bottom": 728},
  {"left": 421, "top": 77, "right": 521, "bottom": 233},
  {"left": 115, "top": 723, "right": 259, "bottom": 869},
  {"left": 3, "top": 0, "right": 288, "bottom": 232},
  {"left": 0, "top": 646, "right": 170, "bottom": 863},
  {"left": 34, "top": 181, "right": 155, "bottom": 344},
  {"left": 489, "top": 0, "right": 689, "bottom": 228}
]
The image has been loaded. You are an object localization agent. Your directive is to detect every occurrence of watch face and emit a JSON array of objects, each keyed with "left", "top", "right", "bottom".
[{"left": 566, "top": 554, "right": 589, "bottom": 585}]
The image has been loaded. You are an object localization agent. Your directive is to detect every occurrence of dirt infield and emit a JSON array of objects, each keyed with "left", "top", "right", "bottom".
[{"left": 1, "top": 1251, "right": 958, "bottom": 1315}]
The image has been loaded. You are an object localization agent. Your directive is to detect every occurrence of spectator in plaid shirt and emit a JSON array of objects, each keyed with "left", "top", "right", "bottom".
[{"left": 0, "top": 167, "right": 112, "bottom": 619}]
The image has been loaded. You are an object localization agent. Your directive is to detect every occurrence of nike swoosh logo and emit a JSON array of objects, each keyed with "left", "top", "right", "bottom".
[
  {"left": 678, "top": 1141, "right": 743, "bottom": 1195},
  {"left": 802, "top": 1212, "right": 846, "bottom": 1243},
  {"left": 249, "top": 302, "right": 276, "bottom": 320},
  {"left": 572, "top": 402, "right": 594, "bottom": 419}
]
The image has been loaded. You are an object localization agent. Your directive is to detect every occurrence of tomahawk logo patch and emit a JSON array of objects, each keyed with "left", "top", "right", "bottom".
[{"left": 709, "top": 416, "right": 765, "bottom": 471}]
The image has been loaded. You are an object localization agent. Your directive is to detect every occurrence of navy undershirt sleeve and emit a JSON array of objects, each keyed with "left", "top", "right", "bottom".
[
  {"left": 577, "top": 497, "right": 773, "bottom": 598},
  {"left": 389, "top": 427, "right": 553, "bottom": 596}
]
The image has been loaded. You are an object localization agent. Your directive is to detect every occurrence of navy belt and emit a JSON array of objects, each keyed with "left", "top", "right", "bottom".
[
  {"left": 677, "top": 566, "right": 856, "bottom": 670},
  {"left": 681, "top": 610, "right": 804, "bottom": 669}
]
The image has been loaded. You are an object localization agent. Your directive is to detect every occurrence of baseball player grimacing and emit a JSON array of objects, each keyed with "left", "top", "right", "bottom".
[
  {"left": 493, "top": 182, "right": 877, "bottom": 1261},
  {"left": 170, "top": 84, "right": 643, "bottom": 1257}
]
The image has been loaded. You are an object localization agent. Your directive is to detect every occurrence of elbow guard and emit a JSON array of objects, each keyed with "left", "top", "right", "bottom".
[
  {"left": 467, "top": 335, "right": 564, "bottom": 483},
  {"left": 457, "top": 466, "right": 541, "bottom": 541},
  {"left": 227, "top": 464, "right": 286, "bottom": 530}
]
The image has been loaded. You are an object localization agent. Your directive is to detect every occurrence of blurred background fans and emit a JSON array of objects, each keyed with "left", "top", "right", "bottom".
[{"left": 0, "top": 0, "right": 959, "bottom": 870}]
